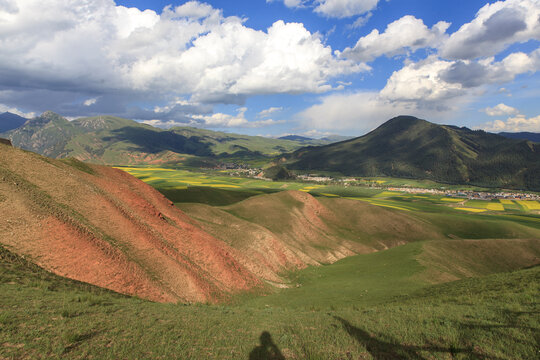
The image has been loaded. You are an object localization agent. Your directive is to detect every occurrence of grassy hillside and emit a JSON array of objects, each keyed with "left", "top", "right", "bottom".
[
  {"left": 1, "top": 243, "right": 538, "bottom": 359},
  {"left": 288, "top": 115, "right": 540, "bottom": 190}
]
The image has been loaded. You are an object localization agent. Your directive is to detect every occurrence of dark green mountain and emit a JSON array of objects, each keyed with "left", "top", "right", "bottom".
[
  {"left": 288, "top": 116, "right": 540, "bottom": 190},
  {"left": 1, "top": 112, "right": 334, "bottom": 165},
  {"left": 0, "top": 112, "right": 27, "bottom": 133},
  {"left": 499, "top": 132, "right": 540, "bottom": 143}
]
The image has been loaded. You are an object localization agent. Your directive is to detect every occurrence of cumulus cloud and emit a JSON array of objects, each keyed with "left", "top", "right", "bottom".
[
  {"left": 0, "top": 0, "right": 362, "bottom": 121},
  {"left": 340, "top": 16, "right": 450, "bottom": 62},
  {"left": 191, "top": 107, "right": 284, "bottom": 128},
  {"left": 481, "top": 114, "right": 540, "bottom": 132},
  {"left": 440, "top": 0, "right": 540, "bottom": 60},
  {"left": 298, "top": 91, "right": 445, "bottom": 133},
  {"left": 482, "top": 103, "right": 520, "bottom": 116},
  {"left": 382, "top": 48, "right": 540, "bottom": 105}
]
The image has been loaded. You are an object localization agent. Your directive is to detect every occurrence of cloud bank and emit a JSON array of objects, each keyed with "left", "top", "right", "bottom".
[{"left": 0, "top": 0, "right": 364, "bottom": 123}]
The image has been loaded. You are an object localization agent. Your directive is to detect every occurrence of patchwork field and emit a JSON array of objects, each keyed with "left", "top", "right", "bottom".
[{"left": 116, "top": 167, "right": 540, "bottom": 218}]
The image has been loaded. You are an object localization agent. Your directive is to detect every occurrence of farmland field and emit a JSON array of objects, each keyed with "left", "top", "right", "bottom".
[{"left": 115, "top": 167, "right": 540, "bottom": 218}]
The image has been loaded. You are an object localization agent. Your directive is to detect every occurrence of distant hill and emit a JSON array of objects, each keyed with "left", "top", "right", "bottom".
[
  {"left": 0, "top": 112, "right": 27, "bottom": 132},
  {"left": 278, "top": 135, "right": 314, "bottom": 141},
  {"left": 1, "top": 112, "right": 320, "bottom": 165},
  {"left": 499, "top": 132, "right": 540, "bottom": 143},
  {"left": 288, "top": 115, "right": 540, "bottom": 190}
]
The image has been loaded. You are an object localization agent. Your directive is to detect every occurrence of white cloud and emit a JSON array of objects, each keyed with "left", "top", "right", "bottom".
[
  {"left": 0, "top": 0, "right": 363, "bottom": 118},
  {"left": 267, "top": 0, "right": 379, "bottom": 18},
  {"left": 440, "top": 0, "right": 540, "bottom": 60},
  {"left": 481, "top": 114, "right": 540, "bottom": 132},
  {"left": 83, "top": 97, "right": 98, "bottom": 106},
  {"left": 382, "top": 48, "right": 540, "bottom": 105},
  {"left": 298, "top": 91, "right": 438, "bottom": 133},
  {"left": 347, "top": 12, "right": 372, "bottom": 29},
  {"left": 314, "top": 0, "right": 379, "bottom": 18},
  {"left": 258, "top": 107, "right": 283, "bottom": 118},
  {"left": 380, "top": 56, "right": 463, "bottom": 104},
  {"left": 191, "top": 107, "right": 284, "bottom": 128},
  {"left": 340, "top": 16, "right": 450, "bottom": 62},
  {"left": 482, "top": 103, "right": 520, "bottom": 116}
]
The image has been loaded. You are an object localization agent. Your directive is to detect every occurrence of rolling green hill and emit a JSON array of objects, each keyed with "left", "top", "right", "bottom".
[
  {"left": 288, "top": 115, "right": 540, "bottom": 190},
  {"left": 1, "top": 112, "right": 329, "bottom": 165}
]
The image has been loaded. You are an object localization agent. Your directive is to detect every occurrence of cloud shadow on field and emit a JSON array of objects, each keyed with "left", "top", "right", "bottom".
[{"left": 102, "top": 127, "right": 213, "bottom": 156}]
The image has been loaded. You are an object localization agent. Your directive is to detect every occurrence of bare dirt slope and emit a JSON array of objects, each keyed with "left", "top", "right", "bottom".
[{"left": 0, "top": 144, "right": 260, "bottom": 303}]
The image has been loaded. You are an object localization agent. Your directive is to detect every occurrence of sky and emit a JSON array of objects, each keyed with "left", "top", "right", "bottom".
[{"left": 1, "top": 0, "right": 540, "bottom": 137}]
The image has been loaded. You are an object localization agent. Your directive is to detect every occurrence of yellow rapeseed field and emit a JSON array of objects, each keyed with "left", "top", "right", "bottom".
[{"left": 455, "top": 207, "right": 487, "bottom": 213}]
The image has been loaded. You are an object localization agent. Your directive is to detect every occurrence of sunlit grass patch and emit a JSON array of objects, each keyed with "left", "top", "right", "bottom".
[
  {"left": 455, "top": 207, "right": 487, "bottom": 213},
  {"left": 206, "top": 184, "right": 241, "bottom": 188},
  {"left": 320, "top": 193, "right": 339, "bottom": 197}
]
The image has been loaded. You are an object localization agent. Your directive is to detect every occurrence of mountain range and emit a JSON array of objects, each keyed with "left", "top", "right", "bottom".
[
  {"left": 0, "top": 111, "right": 338, "bottom": 165},
  {"left": 3, "top": 111, "right": 540, "bottom": 190},
  {"left": 287, "top": 116, "right": 540, "bottom": 190}
]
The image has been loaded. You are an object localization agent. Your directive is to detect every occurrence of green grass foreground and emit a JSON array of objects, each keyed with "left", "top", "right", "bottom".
[{"left": 1, "top": 244, "right": 538, "bottom": 359}]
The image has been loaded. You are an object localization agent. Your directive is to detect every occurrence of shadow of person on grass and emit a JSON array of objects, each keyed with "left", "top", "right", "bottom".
[
  {"left": 249, "top": 331, "right": 285, "bottom": 360},
  {"left": 334, "top": 316, "right": 480, "bottom": 360}
]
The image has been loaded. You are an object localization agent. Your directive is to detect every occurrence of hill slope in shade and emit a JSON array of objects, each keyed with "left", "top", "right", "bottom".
[
  {"left": 288, "top": 115, "right": 540, "bottom": 190},
  {"left": 0, "top": 112, "right": 27, "bottom": 132},
  {"left": 2, "top": 112, "right": 338, "bottom": 165},
  {"left": 499, "top": 131, "right": 540, "bottom": 143}
]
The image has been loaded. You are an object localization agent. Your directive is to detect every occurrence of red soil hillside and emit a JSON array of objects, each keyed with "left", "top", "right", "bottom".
[{"left": 0, "top": 144, "right": 262, "bottom": 303}]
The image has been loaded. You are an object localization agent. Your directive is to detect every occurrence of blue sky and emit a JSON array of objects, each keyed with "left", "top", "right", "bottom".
[{"left": 1, "top": 0, "right": 539, "bottom": 136}]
